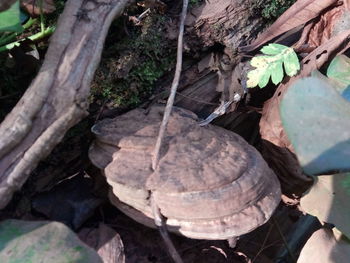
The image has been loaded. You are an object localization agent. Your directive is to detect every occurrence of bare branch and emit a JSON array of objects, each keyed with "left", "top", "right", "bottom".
[
  {"left": 151, "top": 195, "right": 183, "bottom": 263},
  {"left": 152, "top": 0, "right": 189, "bottom": 170}
]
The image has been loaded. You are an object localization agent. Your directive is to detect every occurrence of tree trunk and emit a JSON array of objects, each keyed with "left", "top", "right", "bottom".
[{"left": 0, "top": 0, "right": 129, "bottom": 209}]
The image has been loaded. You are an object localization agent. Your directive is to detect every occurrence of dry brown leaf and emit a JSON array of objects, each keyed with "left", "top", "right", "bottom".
[
  {"left": 259, "top": 30, "right": 350, "bottom": 196},
  {"left": 21, "top": 0, "right": 56, "bottom": 16},
  {"left": 239, "top": 0, "right": 339, "bottom": 52},
  {"left": 79, "top": 224, "right": 125, "bottom": 263},
  {"left": 294, "top": 3, "right": 345, "bottom": 52},
  {"left": 297, "top": 228, "right": 350, "bottom": 263}
]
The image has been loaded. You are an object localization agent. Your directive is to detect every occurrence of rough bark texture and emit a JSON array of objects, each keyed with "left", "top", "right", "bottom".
[
  {"left": 185, "top": 0, "right": 266, "bottom": 55},
  {"left": 0, "top": 0, "right": 129, "bottom": 209}
]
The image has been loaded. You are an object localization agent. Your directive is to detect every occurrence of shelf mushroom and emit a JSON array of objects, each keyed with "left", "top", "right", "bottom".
[{"left": 89, "top": 105, "right": 281, "bottom": 240}]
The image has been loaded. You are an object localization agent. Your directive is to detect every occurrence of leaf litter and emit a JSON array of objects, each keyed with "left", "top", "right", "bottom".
[{"left": 1, "top": 0, "right": 350, "bottom": 262}]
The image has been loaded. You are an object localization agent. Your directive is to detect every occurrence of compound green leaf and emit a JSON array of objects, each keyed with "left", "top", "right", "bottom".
[
  {"left": 261, "top": 43, "right": 287, "bottom": 55},
  {"left": 0, "top": 0, "right": 22, "bottom": 32},
  {"left": 271, "top": 60, "right": 284, "bottom": 85},
  {"left": 247, "top": 44, "right": 299, "bottom": 88},
  {"left": 247, "top": 67, "right": 264, "bottom": 88},
  {"left": 280, "top": 77, "right": 350, "bottom": 175},
  {"left": 284, "top": 50, "right": 300, "bottom": 76},
  {"left": 0, "top": 220, "right": 103, "bottom": 263},
  {"left": 258, "top": 66, "right": 272, "bottom": 88},
  {"left": 250, "top": 55, "right": 270, "bottom": 68}
]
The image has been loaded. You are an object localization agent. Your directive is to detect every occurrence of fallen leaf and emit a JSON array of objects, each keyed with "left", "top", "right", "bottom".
[
  {"left": 294, "top": 3, "right": 345, "bottom": 52},
  {"left": 21, "top": 0, "right": 55, "bottom": 16},
  {"left": 297, "top": 228, "right": 350, "bottom": 263},
  {"left": 32, "top": 174, "right": 103, "bottom": 230},
  {"left": 327, "top": 54, "right": 350, "bottom": 95},
  {"left": 0, "top": 220, "right": 103, "bottom": 263},
  {"left": 260, "top": 140, "right": 313, "bottom": 196},
  {"left": 280, "top": 77, "right": 350, "bottom": 174},
  {"left": 259, "top": 30, "right": 350, "bottom": 195},
  {"left": 239, "top": 0, "right": 339, "bottom": 52},
  {"left": 300, "top": 174, "right": 350, "bottom": 238},
  {"left": 79, "top": 224, "right": 125, "bottom": 263}
]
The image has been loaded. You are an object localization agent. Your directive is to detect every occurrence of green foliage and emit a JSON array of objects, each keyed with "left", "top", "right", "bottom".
[
  {"left": 0, "top": 220, "right": 102, "bottom": 263},
  {"left": 326, "top": 54, "right": 350, "bottom": 98},
  {"left": 0, "top": 1, "right": 22, "bottom": 32},
  {"left": 281, "top": 54, "right": 350, "bottom": 242},
  {"left": 247, "top": 43, "right": 300, "bottom": 88},
  {"left": 0, "top": 0, "right": 57, "bottom": 52},
  {"left": 262, "top": 0, "right": 296, "bottom": 20},
  {"left": 280, "top": 55, "right": 350, "bottom": 175},
  {"left": 280, "top": 77, "right": 350, "bottom": 174}
]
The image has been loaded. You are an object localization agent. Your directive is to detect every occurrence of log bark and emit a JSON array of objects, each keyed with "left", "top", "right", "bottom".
[
  {"left": 0, "top": 0, "right": 129, "bottom": 209},
  {"left": 185, "top": 0, "right": 266, "bottom": 55}
]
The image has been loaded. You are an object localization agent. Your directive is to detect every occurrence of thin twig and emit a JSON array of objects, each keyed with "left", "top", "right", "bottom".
[
  {"left": 137, "top": 7, "right": 151, "bottom": 20},
  {"left": 272, "top": 217, "right": 297, "bottom": 263},
  {"left": 152, "top": 0, "right": 189, "bottom": 170},
  {"left": 175, "top": 91, "right": 219, "bottom": 106},
  {"left": 151, "top": 195, "right": 184, "bottom": 263},
  {"left": 252, "top": 223, "right": 273, "bottom": 263}
]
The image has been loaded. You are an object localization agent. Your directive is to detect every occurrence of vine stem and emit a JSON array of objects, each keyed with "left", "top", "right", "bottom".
[
  {"left": 151, "top": 195, "right": 184, "bottom": 263},
  {"left": 152, "top": 0, "right": 189, "bottom": 171}
]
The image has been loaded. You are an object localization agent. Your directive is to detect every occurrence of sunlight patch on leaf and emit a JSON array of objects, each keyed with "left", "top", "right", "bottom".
[
  {"left": 327, "top": 55, "right": 350, "bottom": 98},
  {"left": 247, "top": 43, "right": 300, "bottom": 88}
]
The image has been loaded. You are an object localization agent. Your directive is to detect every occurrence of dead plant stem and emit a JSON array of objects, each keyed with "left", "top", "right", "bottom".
[
  {"left": 152, "top": 0, "right": 189, "bottom": 170},
  {"left": 151, "top": 195, "right": 184, "bottom": 263},
  {"left": 272, "top": 217, "right": 297, "bottom": 263}
]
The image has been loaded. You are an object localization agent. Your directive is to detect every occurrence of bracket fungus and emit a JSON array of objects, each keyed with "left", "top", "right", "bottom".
[{"left": 89, "top": 105, "right": 281, "bottom": 240}]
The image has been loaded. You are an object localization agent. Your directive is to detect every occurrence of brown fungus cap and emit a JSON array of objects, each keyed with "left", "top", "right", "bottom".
[{"left": 89, "top": 105, "right": 281, "bottom": 239}]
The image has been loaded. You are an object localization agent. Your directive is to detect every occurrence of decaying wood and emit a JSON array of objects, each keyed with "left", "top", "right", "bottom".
[
  {"left": 185, "top": 0, "right": 266, "bottom": 55},
  {"left": 239, "top": 0, "right": 340, "bottom": 52},
  {"left": 0, "top": 0, "right": 129, "bottom": 209}
]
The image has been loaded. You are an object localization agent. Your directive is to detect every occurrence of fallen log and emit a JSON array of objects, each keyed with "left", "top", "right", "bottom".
[{"left": 0, "top": 0, "right": 129, "bottom": 209}]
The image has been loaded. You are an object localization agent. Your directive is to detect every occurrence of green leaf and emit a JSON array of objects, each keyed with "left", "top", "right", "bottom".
[
  {"left": 327, "top": 55, "right": 350, "bottom": 95},
  {"left": 284, "top": 50, "right": 300, "bottom": 76},
  {"left": 271, "top": 60, "right": 283, "bottom": 85},
  {"left": 0, "top": 0, "right": 22, "bottom": 32},
  {"left": 261, "top": 43, "right": 286, "bottom": 55},
  {"left": 247, "top": 43, "right": 300, "bottom": 88},
  {"left": 0, "top": 220, "right": 103, "bottom": 263},
  {"left": 280, "top": 77, "right": 350, "bottom": 174},
  {"left": 301, "top": 174, "right": 350, "bottom": 239}
]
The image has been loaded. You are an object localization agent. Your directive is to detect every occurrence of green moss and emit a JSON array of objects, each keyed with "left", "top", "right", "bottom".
[
  {"left": 189, "top": 0, "right": 203, "bottom": 8},
  {"left": 261, "top": 0, "right": 296, "bottom": 20},
  {"left": 91, "top": 13, "right": 176, "bottom": 108}
]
